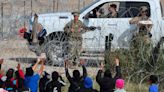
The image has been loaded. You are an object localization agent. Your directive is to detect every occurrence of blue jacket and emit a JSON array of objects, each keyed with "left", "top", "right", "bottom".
[{"left": 149, "top": 84, "right": 158, "bottom": 92}]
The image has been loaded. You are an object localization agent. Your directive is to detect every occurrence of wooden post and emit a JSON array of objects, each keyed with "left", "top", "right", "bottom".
[
  {"left": 1, "top": 3, "right": 3, "bottom": 37},
  {"left": 24, "top": 1, "right": 26, "bottom": 27},
  {"left": 57, "top": 0, "right": 58, "bottom": 12},
  {"left": 83, "top": 0, "right": 85, "bottom": 8},
  {"left": 78, "top": 0, "right": 80, "bottom": 11},
  {"left": 53, "top": 0, "right": 55, "bottom": 12},
  {"left": 31, "top": 0, "right": 33, "bottom": 17}
]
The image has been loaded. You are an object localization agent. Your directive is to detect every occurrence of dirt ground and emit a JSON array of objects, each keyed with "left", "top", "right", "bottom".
[{"left": 0, "top": 37, "right": 99, "bottom": 77}]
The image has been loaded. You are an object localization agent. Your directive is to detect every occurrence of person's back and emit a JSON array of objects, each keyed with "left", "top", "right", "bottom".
[
  {"left": 97, "top": 72, "right": 115, "bottom": 92},
  {"left": 3, "top": 79, "right": 16, "bottom": 91},
  {"left": 79, "top": 77, "right": 98, "bottom": 92},
  {"left": 65, "top": 60, "right": 87, "bottom": 92},
  {"left": 69, "top": 77, "right": 84, "bottom": 92},
  {"left": 96, "top": 58, "right": 121, "bottom": 92},
  {"left": 39, "top": 72, "right": 50, "bottom": 92},
  {"left": 3, "top": 69, "right": 16, "bottom": 91},
  {"left": 46, "top": 81, "right": 63, "bottom": 92},
  {"left": 79, "top": 88, "right": 98, "bottom": 92},
  {"left": 45, "top": 71, "right": 65, "bottom": 92},
  {"left": 149, "top": 75, "right": 158, "bottom": 92},
  {"left": 149, "top": 84, "right": 158, "bottom": 92},
  {"left": 25, "top": 55, "right": 45, "bottom": 92},
  {"left": 25, "top": 73, "right": 40, "bottom": 92}
]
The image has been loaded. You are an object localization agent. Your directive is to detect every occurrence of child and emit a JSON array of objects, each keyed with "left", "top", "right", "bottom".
[
  {"left": 45, "top": 71, "right": 65, "bottom": 92},
  {"left": 114, "top": 79, "right": 126, "bottom": 92},
  {"left": 149, "top": 75, "right": 158, "bottom": 92}
]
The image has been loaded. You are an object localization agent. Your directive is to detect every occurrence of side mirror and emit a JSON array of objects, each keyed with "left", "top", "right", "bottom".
[{"left": 83, "top": 15, "right": 89, "bottom": 20}]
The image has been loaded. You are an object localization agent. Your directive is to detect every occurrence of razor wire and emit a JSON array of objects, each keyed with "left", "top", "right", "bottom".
[{"left": 0, "top": 0, "right": 164, "bottom": 91}]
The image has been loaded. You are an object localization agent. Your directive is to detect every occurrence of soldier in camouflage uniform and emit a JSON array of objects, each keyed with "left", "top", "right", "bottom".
[
  {"left": 64, "top": 12, "right": 96, "bottom": 63},
  {"left": 97, "top": 4, "right": 118, "bottom": 18},
  {"left": 129, "top": 6, "right": 153, "bottom": 62}
]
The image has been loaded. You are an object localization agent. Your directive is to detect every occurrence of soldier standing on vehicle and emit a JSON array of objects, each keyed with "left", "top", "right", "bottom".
[
  {"left": 64, "top": 12, "right": 97, "bottom": 64},
  {"left": 129, "top": 6, "right": 153, "bottom": 62}
]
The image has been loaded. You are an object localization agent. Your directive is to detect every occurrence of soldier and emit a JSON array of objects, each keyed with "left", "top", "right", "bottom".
[
  {"left": 97, "top": 4, "right": 118, "bottom": 18},
  {"left": 129, "top": 6, "right": 153, "bottom": 62},
  {"left": 64, "top": 12, "right": 96, "bottom": 64}
]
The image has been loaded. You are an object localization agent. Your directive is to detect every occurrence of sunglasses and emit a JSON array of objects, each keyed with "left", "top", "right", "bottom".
[{"left": 141, "top": 11, "right": 147, "bottom": 13}]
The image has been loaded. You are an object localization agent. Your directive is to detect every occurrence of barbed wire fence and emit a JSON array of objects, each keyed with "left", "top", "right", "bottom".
[{"left": 0, "top": 0, "right": 164, "bottom": 91}]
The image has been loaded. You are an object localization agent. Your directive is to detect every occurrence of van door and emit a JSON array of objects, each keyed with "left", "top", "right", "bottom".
[{"left": 81, "top": 1, "right": 151, "bottom": 51}]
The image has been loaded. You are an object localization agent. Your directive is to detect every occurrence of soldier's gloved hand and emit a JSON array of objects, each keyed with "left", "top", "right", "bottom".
[{"left": 90, "top": 26, "right": 96, "bottom": 30}]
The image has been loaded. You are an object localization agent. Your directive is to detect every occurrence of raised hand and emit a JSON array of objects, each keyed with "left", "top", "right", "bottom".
[
  {"left": 64, "top": 59, "right": 68, "bottom": 68},
  {"left": 80, "top": 59, "right": 85, "bottom": 65},
  {"left": 40, "top": 53, "right": 46, "bottom": 61},
  {"left": 17, "top": 63, "right": 21, "bottom": 70},
  {"left": 115, "top": 58, "right": 120, "bottom": 66},
  {"left": 100, "top": 62, "right": 104, "bottom": 71},
  {"left": 0, "top": 59, "right": 4, "bottom": 65}
]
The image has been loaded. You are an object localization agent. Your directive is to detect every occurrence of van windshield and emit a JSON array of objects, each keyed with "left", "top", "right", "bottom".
[{"left": 80, "top": 0, "right": 99, "bottom": 14}]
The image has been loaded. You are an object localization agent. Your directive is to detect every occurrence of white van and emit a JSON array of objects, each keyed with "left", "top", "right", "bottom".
[{"left": 37, "top": 0, "right": 164, "bottom": 64}]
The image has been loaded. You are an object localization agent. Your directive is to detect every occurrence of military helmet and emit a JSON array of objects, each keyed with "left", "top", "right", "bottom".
[
  {"left": 72, "top": 12, "right": 80, "bottom": 16},
  {"left": 139, "top": 6, "right": 148, "bottom": 11}
]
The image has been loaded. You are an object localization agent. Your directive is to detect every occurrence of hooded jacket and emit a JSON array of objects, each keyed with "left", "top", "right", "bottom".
[
  {"left": 65, "top": 65, "right": 87, "bottom": 92},
  {"left": 96, "top": 66, "right": 121, "bottom": 92}
]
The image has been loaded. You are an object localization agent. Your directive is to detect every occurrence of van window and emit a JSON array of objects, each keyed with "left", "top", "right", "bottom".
[
  {"left": 86, "top": 1, "right": 150, "bottom": 18},
  {"left": 160, "top": 0, "right": 164, "bottom": 17}
]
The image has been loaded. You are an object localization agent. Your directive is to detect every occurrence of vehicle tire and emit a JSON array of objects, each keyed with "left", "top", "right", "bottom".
[{"left": 42, "top": 31, "right": 70, "bottom": 66}]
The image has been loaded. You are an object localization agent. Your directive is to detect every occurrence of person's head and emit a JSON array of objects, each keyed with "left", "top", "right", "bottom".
[
  {"left": 149, "top": 75, "right": 158, "bottom": 84},
  {"left": 84, "top": 77, "right": 93, "bottom": 89},
  {"left": 52, "top": 71, "right": 59, "bottom": 81},
  {"left": 99, "top": 8, "right": 105, "bottom": 14},
  {"left": 116, "top": 79, "right": 125, "bottom": 89},
  {"left": 104, "top": 69, "right": 112, "bottom": 78},
  {"left": 25, "top": 67, "right": 34, "bottom": 76},
  {"left": 73, "top": 70, "right": 80, "bottom": 80},
  {"left": 6, "top": 68, "right": 14, "bottom": 80},
  {"left": 139, "top": 6, "right": 148, "bottom": 16},
  {"left": 109, "top": 4, "right": 117, "bottom": 12},
  {"left": 72, "top": 12, "right": 79, "bottom": 21}
]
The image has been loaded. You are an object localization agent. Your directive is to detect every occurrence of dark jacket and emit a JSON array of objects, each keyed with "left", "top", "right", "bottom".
[
  {"left": 96, "top": 66, "right": 121, "bottom": 92},
  {"left": 79, "top": 88, "right": 99, "bottom": 92},
  {"left": 45, "top": 79, "right": 64, "bottom": 92},
  {"left": 65, "top": 65, "right": 87, "bottom": 92},
  {"left": 39, "top": 76, "right": 50, "bottom": 92}
]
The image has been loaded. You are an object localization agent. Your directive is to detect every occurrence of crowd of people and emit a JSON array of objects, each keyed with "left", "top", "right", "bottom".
[
  {"left": 15, "top": 3, "right": 159, "bottom": 92},
  {"left": 0, "top": 54, "right": 159, "bottom": 92}
]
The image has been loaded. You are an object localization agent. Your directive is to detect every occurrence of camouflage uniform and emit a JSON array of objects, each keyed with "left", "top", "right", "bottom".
[
  {"left": 130, "top": 15, "right": 152, "bottom": 62},
  {"left": 99, "top": 12, "right": 118, "bottom": 18},
  {"left": 64, "top": 20, "right": 94, "bottom": 62}
]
